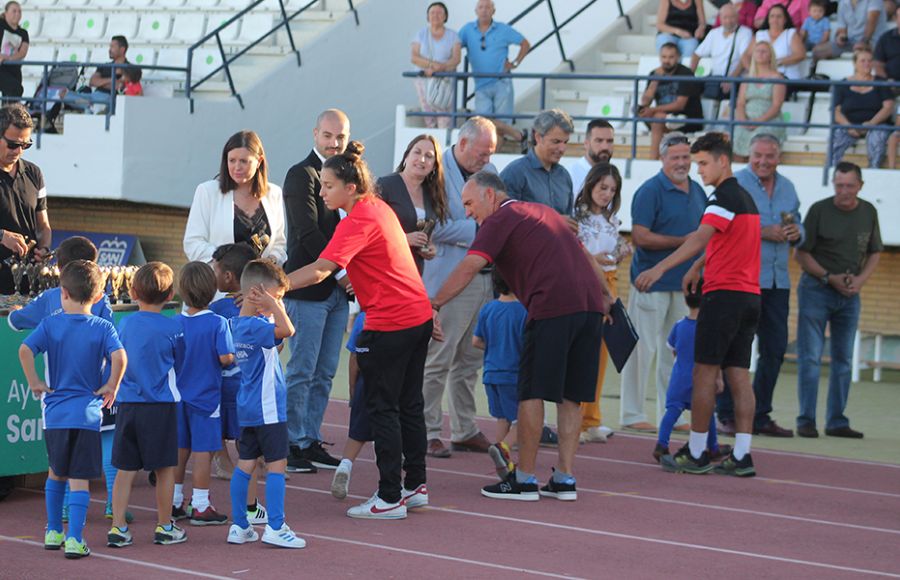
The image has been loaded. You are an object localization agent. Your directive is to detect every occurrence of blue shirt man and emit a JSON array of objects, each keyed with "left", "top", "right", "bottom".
[
  {"left": 232, "top": 315, "right": 286, "bottom": 427},
  {"left": 501, "top": 148, "right": 574, "bottom": 216},
  {"left": 116, "top": 311, "right": 184, "bottom": 404}
]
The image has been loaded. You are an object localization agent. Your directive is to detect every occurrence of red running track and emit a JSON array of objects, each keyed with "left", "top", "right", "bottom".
[{"left": 2, "top": 401, "right": 899, "bottom": 579}]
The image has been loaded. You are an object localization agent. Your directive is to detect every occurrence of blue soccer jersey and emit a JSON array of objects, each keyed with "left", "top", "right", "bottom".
[
  {"left": 345, "top": 312, "right": 366, "bottom": 353},
  {"left": 231, "top": 315, "right": 285, "bottom": 427},
  {"left": 209, "top": 296, "right": 241, "bottom": 403},
  {"left": 175, "top": 311, "right": 234, "bottom": 414},
  {"left": 9, "top": 287, "right": 114, "bottom": 330},
  {"left": 116, "top": 311, "right": 184, "bottom": 404},
  {"left": 474, "top": 300, "right": 528, "bottom": 385},
  {"left": 23, "top": 314, "right": 123, "bottom": 431}
]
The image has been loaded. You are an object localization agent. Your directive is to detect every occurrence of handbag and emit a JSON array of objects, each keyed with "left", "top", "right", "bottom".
[{"left": 424, "top": 31, "right": 454, "bottom": 110}]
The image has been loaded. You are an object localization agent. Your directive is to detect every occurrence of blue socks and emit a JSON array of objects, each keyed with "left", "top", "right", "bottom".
[
  {"left": 706, "top": 414, "right": 720, "bottom": 453},
  {"left": 101, "top": 431, "right": 116, "bottom": 505},
  {"left": 266, "top": 473, "right": 285, "bottom": 531},
  {"left": 67, "top": 491, "right": 90, "bottom": 542},
  {"left": 230, "top": 468, "right": 251, "bottom": 529},
  {"left": 45, "top": 478, "right": 66, "bottom": 533},
  {"left": 657, "top": 406, "right": 684, "bottom": 447}
]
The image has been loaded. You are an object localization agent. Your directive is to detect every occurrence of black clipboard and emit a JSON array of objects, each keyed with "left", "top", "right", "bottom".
[{"left": 602, "top": 298, "right": 639, "bottom": 373}]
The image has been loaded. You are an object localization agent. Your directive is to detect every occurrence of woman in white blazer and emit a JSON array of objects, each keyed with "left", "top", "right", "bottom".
[{"left": 183, "top": 130, "right": 287, "bottom": 265}]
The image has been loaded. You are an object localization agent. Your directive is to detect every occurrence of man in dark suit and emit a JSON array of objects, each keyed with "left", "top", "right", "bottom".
[{"left": 282, "top": 109, "right": 352, "bottom": 474}]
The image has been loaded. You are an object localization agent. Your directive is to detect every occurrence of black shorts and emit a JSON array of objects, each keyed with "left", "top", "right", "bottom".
[
  {"left": 112, "top": 402, "right": 178, "bottom": 471},
  {"left": 348, "top": 376, "right": 373, "bottom": 443},
  {"left": 519, "top": 312, "right": 603, "bottom": 404},
  {"left": 45, "top": 429, "right": 102, "bottom": 480},
  {"left": 238, "top": 422, "right": 289, "bottom": 463},
  {"left": 695, "top": 290, "right": 761, "bottom": 369}
]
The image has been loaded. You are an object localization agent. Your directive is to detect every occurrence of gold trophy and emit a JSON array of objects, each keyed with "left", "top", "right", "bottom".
[
  {"left": 122, "top": 266, "right": 137, "bottom": 302},
  {"left": 109, "top": 266, "right": 124, "bottom": 304}
]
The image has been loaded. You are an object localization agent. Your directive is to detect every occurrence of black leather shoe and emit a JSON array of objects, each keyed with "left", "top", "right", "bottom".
[
  {"left": 824, "top": 426, "right": 864, "bottom": 439},
  {"left": 797, "top": 424, "right": 819, "bottom": 438}
]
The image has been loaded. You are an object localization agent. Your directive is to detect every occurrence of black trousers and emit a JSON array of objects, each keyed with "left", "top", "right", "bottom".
[{"left": 356, "top": 320, "right": 433, "bottom": 504}]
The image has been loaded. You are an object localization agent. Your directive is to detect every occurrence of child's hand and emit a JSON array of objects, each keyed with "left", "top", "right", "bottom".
[
  {"left": 247, "top": 284, "right": 276, "bottom": 314},
  {"left": 29, "top": 381, "right": 52, "bottom": 396},
  {"left": 7, "top": 304, "right": 21, "bottom": 312},
  {"left": 94, "top": 382, "right": 117, "bottom": 408}
]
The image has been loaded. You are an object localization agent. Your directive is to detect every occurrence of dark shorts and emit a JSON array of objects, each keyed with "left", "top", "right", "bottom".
[
  {"left": 238, "top": 422, "right": 289, "bottom": 463},
  {"left": 112, "top": 402, "right": 178, "bottom": 471},
  {"left": 519, "top": 312, "right": 604, "bottom": 404},
  {"left": 695, "top": 290, "right": 761, "bottom": 369},
  {"left": 348, "top": 376, "right": 373, "bottom": 443},
  {"left": 485, "top": 383, "right": 518, "bottom": 422},
  {"left": 45, "top": 429, "right": 102, "bottom": 480},
  {"left": 176, "top": 402, "right": 223, "bottom": 453},
  {"left": 221, "top": 402, "right": 240, "bottom": 440}
]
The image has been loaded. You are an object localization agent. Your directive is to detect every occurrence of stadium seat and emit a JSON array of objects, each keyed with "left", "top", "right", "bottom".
[
  {"left": 154, "top": 0, "right": 186, "bottom": 7},
  {"left": 136, "top": 13, "right": 173, "bottom": 42},
  {"left": 206, "top": 13, "right": 240, "bottom": 42},
  {"left": 106, "top": 12, "right": 139, "bottom": 40},
  {"left": 91, "top": 0, "right": 122, "bottom": 7},
  {"left": 127, "top": 45, "right": 157, "bottom": 67},
  {"left": 171, "top": 13, "right": 207, "bottom": 44},
  {"left": 815, "top": 59, "right": 854, "bottom": 81},
  {"left": 153, "top": 47, "right": 186, "bottom": 81},
  {"left": 19, "top": 13, "right": 40, "bottom": 37},
  {"left": 24, "top": 0, "right": 58, "bottom": 7},
  {"left": 191, "top": 48, "right": 223, "bottom": 81},
  {"left": 22, "top": 45, "right": 56, "bottom": 79},
  {"left": 72, "top": 13, "right": 107, "bottom": 41},
  {"left": 586, "top": 95, "right": 627, "bottom": 129},
  {"left": 56, "top": 44, "right": 89, "bottom": 64},
  {"left": 218, "top": 0, "right": 253, "bottom": 9},
  {"left": 35, "top": 12, "right": 73, "bottom": 40},
  {"left": 191, "top": 0, "right": 222, "bottom": 7},
  {"left": 237, "top": 13, "right": 274, "bottom": 44},
  {"left": 121, "top": 0, "right": 154, "bottom": 7},
  {"left": 781, "top": 100, "right": 807, "bottom": 136},
  {"left": 59, "top": 0, "right": 90, "bottom": 6}
]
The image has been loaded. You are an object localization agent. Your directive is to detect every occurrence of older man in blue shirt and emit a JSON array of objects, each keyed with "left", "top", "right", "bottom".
[{"left": 715, "top": 133, "right": 802, "bottom": 438}]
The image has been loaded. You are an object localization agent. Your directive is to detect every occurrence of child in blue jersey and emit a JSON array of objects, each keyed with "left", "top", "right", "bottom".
[
  {"left": 7, "top": 236, "right": 129, "bottom": 523},
  {"left": 108, "top": 262, "right": 187, "bottom": 548},
  {"left": 227, "top": 259, "right": 304, "bottom": 549},
  {"left": 171, "top": 262, "right": 235, "bottom": 526},
  {"left": 654, "top": 280, "right": 731, "bottom": 464},
  {"left": 330, "top": 311, "right": 374, "bottom": 500},
  {"left": 18, "top": 260, "right": 126, "bottom": 559},
  {"left": 473, "top": 271, "right": 527, "bottom": 480}
]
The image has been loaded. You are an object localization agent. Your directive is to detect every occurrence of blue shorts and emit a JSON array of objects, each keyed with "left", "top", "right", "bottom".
[
  {"left": 45, "top": 428, "right": 102, "bottom": 480},
  {"left": 112, "top": 402, "right": 178, "bottom": 471},
  {"left": 348, "top": 376, "right": 373, "bottom": 443},
  {"left": 485, "top": 383, "right": 518, "bottom": 422},
  {"left": 177, "top": 402, "right": 223, "bottom": 452},
  {"left": 238, "top": 422, "right": 288, "bottom": 463}
]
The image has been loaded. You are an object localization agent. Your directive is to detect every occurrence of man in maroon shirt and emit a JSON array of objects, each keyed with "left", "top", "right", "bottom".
[
  {"left": 432, "top": 171, "right": 612, "bottom": 502},
  {"left": 635, "top": 132, "right": 761, "bottom": 477}
]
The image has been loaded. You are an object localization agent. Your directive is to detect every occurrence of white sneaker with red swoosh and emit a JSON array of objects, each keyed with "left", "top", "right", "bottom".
[
  {"left": 347, "top": 493, "right": 408, "bottom": 520},
  {"left": 401, "top": 484, "right": 429, "bottom": 509}
]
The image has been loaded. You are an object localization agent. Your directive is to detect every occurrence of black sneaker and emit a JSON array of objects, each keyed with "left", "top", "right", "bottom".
[
  {"left": 171, "top": 502, "right": 191, "bottom": 521},
  {"left": 660, "top": 444, "right": 713, "bottom": 475},
  {"left": 539, "top": 470, "right": 577, "bottom": 501},
  {"left": 481, "top": 471, "right": 539, "bottom": 502},
  {"left": 304, "top": 441, "right": 341, "bottom": 470},
  {"left": 286, "top": 454, "right": 317, "bottom": 474},
  {"left": 713, "top": 452, "right": 756, "bottom": 477}
]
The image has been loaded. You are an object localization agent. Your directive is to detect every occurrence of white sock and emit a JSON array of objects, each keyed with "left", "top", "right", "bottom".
[
  {"left": 733, "top": 433, "right": 752, "bottom": 460},
  {"left": 339, "top": 458, "right": 353, "bottom": 470},
  {"left": 173, "top": 483, "right": 184, "bottom": 507},
  {"left": 688, "top": 431, "right": 708, "bottom": 459},
  {"left": 192, "top": 488, "right": 210, "bottom": 511}
]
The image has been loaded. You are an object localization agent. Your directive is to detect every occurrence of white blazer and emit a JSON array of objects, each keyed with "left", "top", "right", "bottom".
[{"left": 183, "top": 179, "right": 288, "bottom": 265}]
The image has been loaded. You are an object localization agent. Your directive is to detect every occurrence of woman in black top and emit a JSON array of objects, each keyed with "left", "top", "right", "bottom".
[
  {"left": 831, "top": 48, "right": 895, "bottom": 167},
  {"left": 377, "top": 134, "right": 448, "bottom": 275},
  {"left": 0, "top": 1, "right": 29, "bottom": 99},
  {"left": 656, "top": 0, "right": 706, "bottom": 57}
]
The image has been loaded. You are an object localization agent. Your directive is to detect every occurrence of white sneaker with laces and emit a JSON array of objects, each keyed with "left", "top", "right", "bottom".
[
  {"left": 580, "top": 426, "right": 608, "bottom": 443},
  {"left": 401, "top": 484, "right": 429, "bottom": 509},
  {"left": 599, "top": 425, "right": 614, "bottom": 437},
  {"left": 261, "top": 523, "right": 306, "bottom": 549},
  {"left": 331, "top": 459, "right": 352, "bottom": 499},
  {"left": 247, "top": 503, "right": 268, "bottom": 525},
  {"left": 227, "top": 524, "right": 259, "bottom": 545},
  {"left": 347, "top": 492, "right": 407, "bottom": 520}
]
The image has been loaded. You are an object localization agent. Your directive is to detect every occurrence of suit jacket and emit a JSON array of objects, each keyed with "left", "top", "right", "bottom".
[
  {"left": 282, "top": 150, "right": 341, "bottom": 301},
  {"left": 377, "top": 172, "right": 436, "bottom": 275}
]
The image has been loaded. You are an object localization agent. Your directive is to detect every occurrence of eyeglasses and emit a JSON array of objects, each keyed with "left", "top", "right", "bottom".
[
  {"left": 2, "top": 136, "right": 33, "bottom": 150},
  {"left": 480, "top": 35, "right": 486, "bottom": 50}
]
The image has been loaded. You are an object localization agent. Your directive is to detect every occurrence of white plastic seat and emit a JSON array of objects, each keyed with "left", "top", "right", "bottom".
[
  {"left": 136, "top": 13, "right": 172, "bottom": 42},
  {"left": 59, "top": 0, "right": 90, "bottom": 6},
  {"left": 191, "top": 0, "right": 221, "bottom": 7},
  {"left": 127, "top": 45, "right": 157, "bottom": 68},
  {"left": 22, "top": 45, "right": 55, "bottom": 79},
  {"left": 34, "top": 12, "right": 73, "bottom": 40},
  {"left": 106, "top": 13, "right": 139, "bottom": 40},
  {"left": 206, "top": 12, "right": 240, "bottom": 42},
  {"left": 121, "top": 0, "right": 154, "bottom": 7},
  {"left": 154, "top": 47, "right": 186, "bottom": 80},
  {"left": 72, "top": 13, "right": 107, "bottom": 41},
  {"left": 56, "top": 45, "right": 90, "bottom": 65},
  {"left": 780, "top": 100, "right": 807, "bottom": 136},
  {"left": 170, "top": 13, "right": 207, "bottom": 44},
  {"left": 191, "top": 48, "right": 223, "bottom": 82},
  {"left": 19, "top": 13, "right": 40, "bottom": 37},
  {"left": 90, "top": 0, "right": 122, "bottom": 7},
  {"left": 816, "top": 59, "right": 854, "bottom": 81},
  {"left": 586, "top": 95, "right": 627, "bottom": 129},
  {"left": 24, "top": 0, "right": 57, "bottom": 7},
  {"left": 237, "top": 13, "right": 273, "bottom": 44},
  {"left": 218, "top": 0, "right": 251, "bottom": 8}
]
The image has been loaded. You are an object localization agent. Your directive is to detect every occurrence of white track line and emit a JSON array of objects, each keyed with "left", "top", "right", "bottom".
[{"left": 0, "top": 535, "right": 234, "bottom": 579}]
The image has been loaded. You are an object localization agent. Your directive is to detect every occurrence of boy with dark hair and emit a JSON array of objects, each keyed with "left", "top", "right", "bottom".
[
  {"left": 227, "top": 260, "right": 304, "bottom": 548},
  {"left": 636, "top": 132, "right": 761, "bottom": 477},
  {"left": 171, "top": 261, "right": 235, "bottom": 526},
  {"left": 19, "top": 260, "right": 126, "bottom": 559},
  {"left": 108, "top": 262, "right": 187, "bottom": 547}
]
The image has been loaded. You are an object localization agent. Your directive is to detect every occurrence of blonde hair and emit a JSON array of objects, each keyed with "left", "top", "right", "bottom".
[{"left": 749, "top": 41, "right": 776, "bottom": 77}]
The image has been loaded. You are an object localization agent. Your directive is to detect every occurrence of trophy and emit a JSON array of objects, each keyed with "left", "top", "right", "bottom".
[
  {"left": 249, "top": 233, "right": 270, "bottom": 257},
  {"left": 416, "top": 219, "right": 436, "bottom": 251},
  {"left": 109, "top": 266, "right": 124, "bottom": 304},
  {"left": 121, "top": 266, "right": 137, "bottom": 302},
  {"left": 9, "top": 261, "right": 26, "bottom": 295},
  {"left": 780, "top": 212, "right": 795, "bottom": 226}
]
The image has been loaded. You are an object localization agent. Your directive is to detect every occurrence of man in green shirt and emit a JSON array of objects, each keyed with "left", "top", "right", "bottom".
[{"left": 795, "top": 161, "right": 882, "bottom": 439}]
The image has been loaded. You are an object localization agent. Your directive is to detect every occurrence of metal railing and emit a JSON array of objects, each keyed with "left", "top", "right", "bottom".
[{"left": 403, "top": 70, "right": 900, "bottom": 184}]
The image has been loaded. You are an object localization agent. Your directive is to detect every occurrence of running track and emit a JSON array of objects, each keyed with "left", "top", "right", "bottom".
[{"left": 2, "top": 401, "right": 899, "bottom": 579}]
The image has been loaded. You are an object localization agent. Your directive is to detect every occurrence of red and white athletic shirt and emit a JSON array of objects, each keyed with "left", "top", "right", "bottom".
[{"left": 700, "top": 177, "right": 761, "bottom": 295}]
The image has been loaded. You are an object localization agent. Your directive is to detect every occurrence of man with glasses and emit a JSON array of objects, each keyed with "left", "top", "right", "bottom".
[
  {"left": 0, "top": 104, "right": 50, "bottom": 294},
  {"left": 459, "top": 0, "right": 530, "bottom": 145}
]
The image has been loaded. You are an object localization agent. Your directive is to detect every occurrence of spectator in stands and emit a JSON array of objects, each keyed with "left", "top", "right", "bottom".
[
  {"left": 795, "top": 161, "right": 882, "bottom": 439},
  {"left": 0, "top": 1, "right": 29, "bottom": 100},
  {"left": 59, "top": 35, "right": 130, "bottom": 111},
  {"left": 377, "top": 134, "right": 448, "bottom": 275},
  {"left": 500, "top": 108, "right": 575, "bottom": 218},
  {"left": 656, "top": 0, "right": 707, "bottom": 57},
  {"left": 754, "top": 0, "right": 811, "bottom": 30},
  {"left": 691, "top": 2, "right": 753, "bottom": 101},
  {"left": 459, "top": 0, "right": 529, "bottom": 145},
  {"left": 121, "top": 66, "right": 142, "bottom": 97},
  {"left": 568, "top": 118, "right": 614, "bottom": 199},
  {"left": 410, "top": 2, "right": 461, "bottom": 129},
  {"left": 814, "top": 0, "right": 887, "bottom": 60},
  {"left": 717, "top": 133, "right": 801, "bottom": 438},
  {"left": 800, "top": 0, "right": 832, "bottom": 51},
  {"left": 637, "top": 43, "right": 704, "bottom": 161},
  {"left": 620, "top": 132, "right": 706, "bottom": 433},
  {"left": 422, "top": 116, "right": 497, "bottom": 458},
  {"left": 873, "top": 3, "right": 900, "bottom": 81},
  {"left": 715, "top": 0, "right": 757, "bottom": 29},
  {"left": 733, "top": 41, "right": 787, "bottom": 160},
  {"left": 741, "top": 4, "right": 806, "bottom": 82},
  {"left": 831, "top": 48, "right": 894, "bottom": 167},
  {"left": 183, "top": 130, "right": 286, "bottom": 265},
  {"left": 0, "top": 104, "right": 50, "bottom": 294}
]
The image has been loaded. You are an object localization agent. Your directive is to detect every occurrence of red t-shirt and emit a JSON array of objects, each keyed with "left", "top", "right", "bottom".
[
  {"left": 469, "top": 200, "right": 606, "bottom": 321},
  {"left": 320, "top": 196, "right": 432, "bottom": 332},
  {"left": 700, "top": 177, "right": 761, "bottom": 295}
]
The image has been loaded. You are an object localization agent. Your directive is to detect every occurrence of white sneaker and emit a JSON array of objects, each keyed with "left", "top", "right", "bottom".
[
  {"left": 331, "top": 459, "right": 352, "bottom": 500},
  {"left": 347, "top": 493, "right": 407, "bottom": 520},
  {"left": 227, "top": 524, "right": 259, "bottom": 545},
  {"left": 599, "top": 425, "right": 614, "bottom": 438},
  {"left": 401, "top": 484, "right": 429, "bottom": 509},
  {"left": 247, "top": 502, "right": 268, "bottom": 525},
  {"left": 261, "top": 523, "right": 306, "bottom": 549},
  {"left": 580, "top": 427, "right": 608, "bottom": 444}
]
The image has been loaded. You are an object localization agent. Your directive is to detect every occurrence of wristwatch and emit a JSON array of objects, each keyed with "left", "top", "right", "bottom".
[{"left": 820, "top": 272, "right": 830, "bottom": 285}]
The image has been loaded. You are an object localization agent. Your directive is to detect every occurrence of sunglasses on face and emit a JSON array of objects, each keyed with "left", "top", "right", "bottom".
[{"left": 2, "top": 136, "right": 33, "bottom": 150}]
